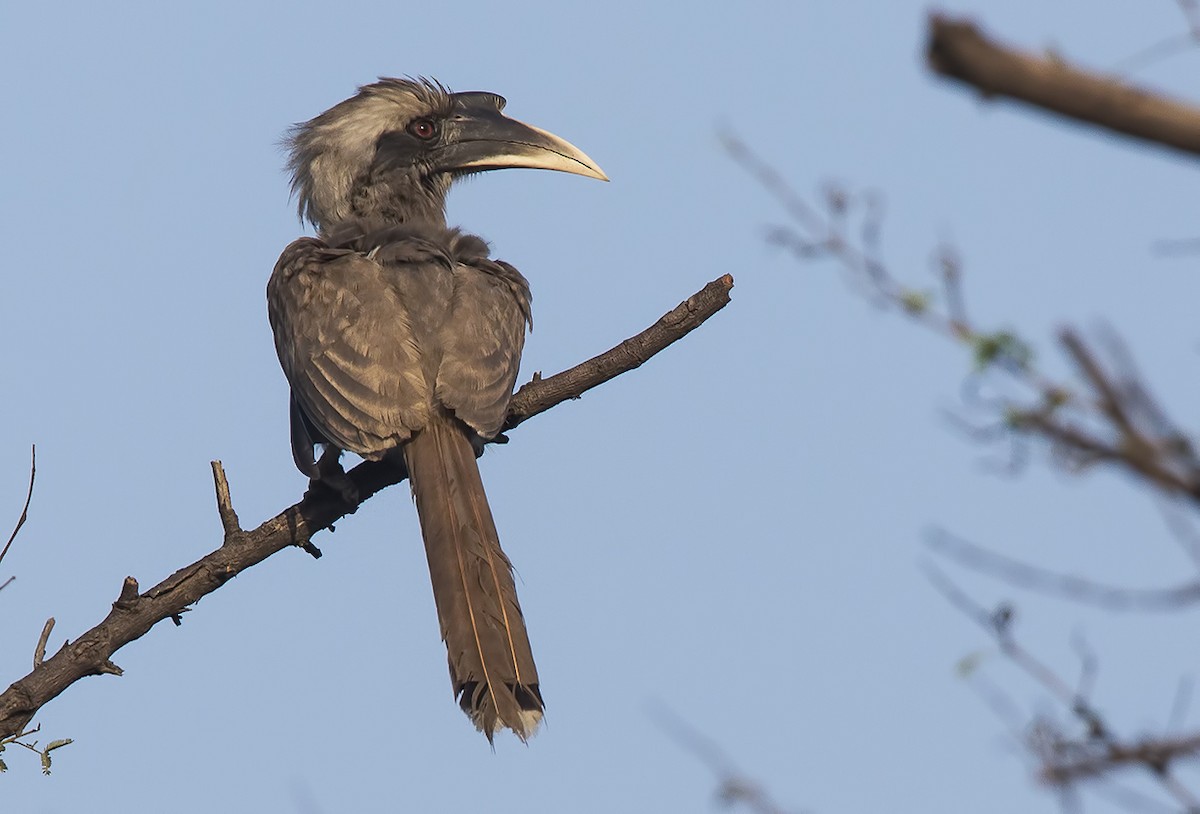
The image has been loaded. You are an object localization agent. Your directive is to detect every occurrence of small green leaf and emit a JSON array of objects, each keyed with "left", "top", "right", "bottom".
[
  {"left": 899, "top": 289, "right": 933, "bottom": 315},
  {"left": 972, "top": 330, "right": 1033, "bottom": 371}
]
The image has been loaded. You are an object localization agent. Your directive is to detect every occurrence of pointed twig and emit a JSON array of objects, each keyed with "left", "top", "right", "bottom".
[
  {"left": 33, "top": 619, "right": 54, "bottom": 669},
  {"left": 211, "top": 461, "right": 242, "bottom": 542},
  {"left": 0, "top": 445, "right": 36, "bottom": 570}
]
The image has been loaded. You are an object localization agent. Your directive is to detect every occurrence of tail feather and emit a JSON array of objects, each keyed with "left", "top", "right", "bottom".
[{"left": 403, "top": 415, "right": 542, "bottom": 741}]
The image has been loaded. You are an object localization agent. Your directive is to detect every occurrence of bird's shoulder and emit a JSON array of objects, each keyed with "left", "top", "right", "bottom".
[
  {"left": 273, "top": 221, "right": 525, "bottom": 276},
  {"left": 331, "top": 221, "right": 518, "bottom": 275},
  {"left": 269, "top": 236, "right": 356, "bottom": 287},
  {"left": 269, "top": 222, "right": 531, "bottom": 329}
]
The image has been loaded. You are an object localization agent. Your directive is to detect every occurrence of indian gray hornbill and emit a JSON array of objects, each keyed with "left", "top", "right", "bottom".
[{"left": 267, "top": 78, "right": 605, "bottom": 740}]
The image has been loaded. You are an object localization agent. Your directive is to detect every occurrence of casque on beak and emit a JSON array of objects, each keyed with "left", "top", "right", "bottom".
[{"left": 431, "top": 91, "right": 608, "bottom": 181}]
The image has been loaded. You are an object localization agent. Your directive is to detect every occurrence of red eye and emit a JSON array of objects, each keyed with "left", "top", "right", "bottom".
[{"left": 408, "top": 118, "right": 437, "bottom": 140}]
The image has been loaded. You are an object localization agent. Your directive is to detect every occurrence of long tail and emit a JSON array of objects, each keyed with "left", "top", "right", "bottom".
[{"left": 402, "top": 415, "right": 542, "bottom": 741}]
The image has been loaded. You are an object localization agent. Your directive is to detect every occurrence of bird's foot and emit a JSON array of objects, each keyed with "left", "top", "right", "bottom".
[{"left": 305, "top": 450, "right": 360, "bottom": 505}]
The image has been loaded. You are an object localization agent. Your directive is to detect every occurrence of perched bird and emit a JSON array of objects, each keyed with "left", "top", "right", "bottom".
[{"left": 267, "top": 78, "right": 605, "bottom": 740}]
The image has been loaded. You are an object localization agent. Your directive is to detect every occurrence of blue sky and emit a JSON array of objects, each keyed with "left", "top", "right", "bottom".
[{"left": 3, "top": 2, "right": 1199, "bottom": 812}]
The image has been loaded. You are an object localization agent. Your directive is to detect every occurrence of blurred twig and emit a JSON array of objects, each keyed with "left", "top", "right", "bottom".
[
  {"left": 1116, "top": 0, "right": 1200, "bottom": 73},
  {"left": 927, "top": 528, "right": 1200, "bottom": 611},
  {"left": 651, "top": 705, "right": 802, "bottom": 814},
  {"left": 725, "top": 133, "right": 1200, "bottom": 512},
  {"left": 1152, "top": 236, "right": 1200, "bottom": 256},
  {"left": 926, "top": 564, "right": 1200, "bottom": 806}
]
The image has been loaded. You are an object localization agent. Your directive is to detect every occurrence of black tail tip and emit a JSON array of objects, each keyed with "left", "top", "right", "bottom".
[{"left": 458, "top": 681, "right": 545, "bottom": 741}]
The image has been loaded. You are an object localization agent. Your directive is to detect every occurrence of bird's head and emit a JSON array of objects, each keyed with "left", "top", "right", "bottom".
[{"left": 286, "top": 77, "right": 606, "bottom": 233}]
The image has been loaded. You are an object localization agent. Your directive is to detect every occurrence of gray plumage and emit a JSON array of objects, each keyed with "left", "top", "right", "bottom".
[{"left": 266, "top": 78, "right": 604, "bottom": 740}]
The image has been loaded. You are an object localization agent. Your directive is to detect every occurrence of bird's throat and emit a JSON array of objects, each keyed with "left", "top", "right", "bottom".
[{"left": 346, "top": 168, "right": 449, "bottom": 230}]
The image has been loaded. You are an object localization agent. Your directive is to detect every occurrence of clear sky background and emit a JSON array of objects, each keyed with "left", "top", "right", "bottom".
[{"left": 2, "top": 2, "right": 1199, "bottom": 812}]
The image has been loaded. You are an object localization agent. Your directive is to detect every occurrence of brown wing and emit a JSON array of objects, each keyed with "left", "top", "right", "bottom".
[
  {"left": 266, "top": 237, "right": 434, "bottom": 469},
  {"left": 433, "top": 238, "right": 532, "bottom": 440}
]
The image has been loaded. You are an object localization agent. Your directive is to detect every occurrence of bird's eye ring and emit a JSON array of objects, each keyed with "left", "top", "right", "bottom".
[{"left": 407, "top": 118, "right": 437, "bottom": 140}]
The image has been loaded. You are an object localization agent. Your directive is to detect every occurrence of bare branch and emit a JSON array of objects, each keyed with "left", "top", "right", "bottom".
[
  {"left": 0, "top": 445, "right": 36, "bottom": 573},
  {"left": 928, "top": 563, "right": 1200, "bottom": 805},
  {"left": 927, "top": 14, "right": 1200, "bottom": 158},
  {"left": 1023, "top": 329, "right": 1200, "bottom": 502},
  {"left": 1069, "top": 630, "right": 1099, "bottom": 703},
  {"left": 650, "top": 704, "right": 801, "bottom": 814},
  {"left": 1114, "top": 34, "right": 1200, "bottom": 75},
  {"left": 1168, "top": 677, "right": 1194, "bottom": 734},
  {"left": 926, "top": 563, "right": 1087, "bottom": 717},
  {"left": 1040, "top": 733, "right": 1200, "bottom": 787},
  {"left": 505, "top": 274, "right": 734, "bottom": 430},
  {"left": 1179, "top": 0, "right": 1200, "bottom": 38},
  {"left": 1153, "top": 236, "right": 1200, "bottom": 257},
  {"left": 727, "top": 27, "right": 1200, "bottom": 801},
  {"left": 728, "top": 134, "right": 1200, "bottom": 517},
  {"left": 0, "top": 276, "right": 733, "bottom": 741},
  {"left": 927, "top": 529, "right": 1200, "bottom": 611}
]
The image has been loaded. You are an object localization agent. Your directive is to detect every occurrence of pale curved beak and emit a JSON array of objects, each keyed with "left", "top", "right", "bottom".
[{"left": 434, "top": 92, "right": 608, "bottom": 182}]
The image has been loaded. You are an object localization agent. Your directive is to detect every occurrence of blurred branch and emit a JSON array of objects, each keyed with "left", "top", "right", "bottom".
[
  {"left": 726, "top": 133, "right": 1200, "bottom": 509},
  {"left": 0, "top": 445, "right": 36, "bottom": 589},
  {"left": 1115, "top": 0, "right": 1200, "bottom": 73},
  {"left": 0, "top": 276, "right": 733, "bottom": 742},
  {"left": 927, "top": 528, "right": 1200, "bottom": 611},
  {"left": 730, "top": 10, "right": 1200, "bottom": 808},
  {"left": 927, "top": 564, "right": 1200, "bottom": 806},
  {"left": 1040, "top": 733, "right": 1200, "bottom": 787},
  {"left": 1153, "top": 236, "right": 1200, "bottom": 257},
  {"left": 1009, "top": 327, "right": 1200, "bottom": 504},
  {"left": 651, "top": 705, "right": 802, "bottom": 814},
  {"left": 729, "top": 125, "right": 1200, "bottom": 807},
  {"left": 1182, "top": 0, "right": 1200, "bottom": 37},
  {"left": 927, "top": 13, "right": 1200, "bottom": 158}
]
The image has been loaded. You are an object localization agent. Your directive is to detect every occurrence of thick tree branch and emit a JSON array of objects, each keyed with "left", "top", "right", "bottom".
[
  {"left": 927, "top": 13, "right": 1200, "bottom": 158},
  {"left": 0, "top": 275, "right": 733, "bottom": 740}
]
